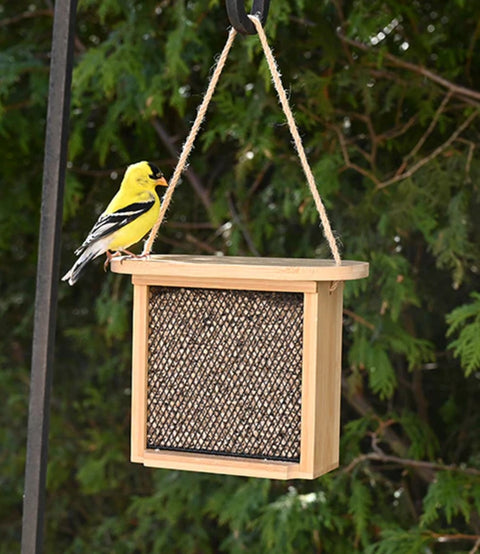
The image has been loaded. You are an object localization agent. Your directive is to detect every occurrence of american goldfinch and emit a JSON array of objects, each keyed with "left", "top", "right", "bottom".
[{"left": 62, "top": 161, "right": 168, "bottom": 285}]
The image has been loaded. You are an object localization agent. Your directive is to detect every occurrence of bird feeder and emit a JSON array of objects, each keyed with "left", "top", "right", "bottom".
[{"left": 111, "top": 255, "right": 368, "bottom": 479}]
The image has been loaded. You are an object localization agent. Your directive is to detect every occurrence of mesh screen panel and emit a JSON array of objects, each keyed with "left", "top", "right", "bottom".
[{"left": 146, "top": 286, "right": 304, "bottom": 462}]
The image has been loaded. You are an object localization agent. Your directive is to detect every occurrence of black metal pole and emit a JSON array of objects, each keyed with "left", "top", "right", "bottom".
[{"left": 21, "top": 0, "right": 77, "bottom": 552}]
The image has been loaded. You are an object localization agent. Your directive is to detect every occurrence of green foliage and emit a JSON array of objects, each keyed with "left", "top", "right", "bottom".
[
  {"left": 2, "top": 0, "right": 480, "bottom": 552},
  {"left": 349, "top": 333, "right": 398, "bottom": 399},
  {"left": 348, "top": 480, "right": 373, "bottom": 548},
  {"left": 421, "top": 472, "right": 480, "bottom": 526},
  {"left": 447, "top": 292, "right": 480, "bottom": 376},
  {"left": 399, "top": 411, "right": 439, "bottom": 460},
  {"left": 365, "top": 528, "right": 432, "bottom": 554}
]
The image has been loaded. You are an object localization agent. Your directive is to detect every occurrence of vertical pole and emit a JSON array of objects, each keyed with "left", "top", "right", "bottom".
[{"left": 21, "top": 0, "right": 77, "bottom": 552}]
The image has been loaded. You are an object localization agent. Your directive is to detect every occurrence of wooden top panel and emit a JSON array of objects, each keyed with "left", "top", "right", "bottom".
[{"left": 110, "top": 255, "right": 368, "bottom": 282}]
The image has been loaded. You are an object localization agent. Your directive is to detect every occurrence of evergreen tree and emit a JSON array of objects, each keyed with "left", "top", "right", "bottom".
[{"left": 1, "top": 1, "right": 480, "bottom": 552}]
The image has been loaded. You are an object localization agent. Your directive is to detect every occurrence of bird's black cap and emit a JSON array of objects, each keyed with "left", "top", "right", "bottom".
[{"left": 148, "top": 162, "right": 163, "bottom": 180}]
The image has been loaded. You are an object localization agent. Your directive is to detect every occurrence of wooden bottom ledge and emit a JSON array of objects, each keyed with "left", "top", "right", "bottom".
[{"left": 136, "top": 449, "right": 338, "bottom": 480}]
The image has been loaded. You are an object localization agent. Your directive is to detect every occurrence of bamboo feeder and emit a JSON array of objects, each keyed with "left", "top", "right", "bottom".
[{"left": 111, "top": 255, "right": 368, "bottom": 479}]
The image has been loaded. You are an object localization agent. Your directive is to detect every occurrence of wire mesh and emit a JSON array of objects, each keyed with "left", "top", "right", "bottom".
[{"left": 146, "top": 286, "right": 304, "bottom": 461}]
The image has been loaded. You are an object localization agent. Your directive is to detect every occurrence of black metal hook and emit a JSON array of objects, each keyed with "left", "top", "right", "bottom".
[{"left": 226, "top": 0, "right": 271, "bottom": 35}]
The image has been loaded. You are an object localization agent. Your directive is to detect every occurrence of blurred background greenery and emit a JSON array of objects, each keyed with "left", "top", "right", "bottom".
[{"left": 1, "top": 0, "right": 480, "bottom": 552}]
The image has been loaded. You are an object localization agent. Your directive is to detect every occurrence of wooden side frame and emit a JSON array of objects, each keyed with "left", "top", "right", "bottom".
[
  {"left": 130, "top": 283, "right": 149, "bottom": 463},
  {"left": 299, "top": 282, "right": 344, "bottom": 478},
  {"left": 129, "top": 276, "right": 345, "bottom": 479}
]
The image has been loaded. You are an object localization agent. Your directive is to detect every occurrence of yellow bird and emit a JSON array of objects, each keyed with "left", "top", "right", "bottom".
[{"left": 62, "top": 161, "right": 168, "bottom": 285}]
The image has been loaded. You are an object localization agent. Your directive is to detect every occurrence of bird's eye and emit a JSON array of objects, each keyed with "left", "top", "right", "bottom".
[{"left": 147, "top": 162, "right": 163, "bottom": 180}]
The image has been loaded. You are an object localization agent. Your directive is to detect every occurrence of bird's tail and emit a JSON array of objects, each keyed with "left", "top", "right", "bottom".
[{"left": 61, "top": 242, "right": 106, "bottom": 286}]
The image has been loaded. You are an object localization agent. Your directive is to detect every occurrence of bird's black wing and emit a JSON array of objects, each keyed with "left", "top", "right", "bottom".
[{"left": 74, "top": 199, "right": 155, "bottom": 255}]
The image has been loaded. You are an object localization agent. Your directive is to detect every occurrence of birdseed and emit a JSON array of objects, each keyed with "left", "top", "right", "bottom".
[{"left": 146, "top": 286, "right": 303, "bottom": 462}]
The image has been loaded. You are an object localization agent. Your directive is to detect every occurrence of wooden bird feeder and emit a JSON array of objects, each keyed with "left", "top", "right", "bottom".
[{"left": 111, "top": 255, "right": 368, "bottom": 479}]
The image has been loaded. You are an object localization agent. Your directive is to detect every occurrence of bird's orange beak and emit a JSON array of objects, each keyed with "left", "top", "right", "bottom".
[{"left": 156, "top": 176, "right": 168, "bottom": 187}]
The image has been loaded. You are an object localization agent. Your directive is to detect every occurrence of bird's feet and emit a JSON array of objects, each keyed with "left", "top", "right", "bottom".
[
  {"left": 118, "top": 250, "right": 151, "bottom": 264},
  {"left": 104, "top": 250, "right": 122, "bottom": 271},
  {"left": 104, "top": 250, "right": 150, "bottom": 270}
]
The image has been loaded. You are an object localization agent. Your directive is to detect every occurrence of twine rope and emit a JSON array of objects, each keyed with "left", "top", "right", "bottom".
[
  {"left": 144, "top": 16, "right": 341, "bottom": 265},
  {"left": 143, "top": 27, "right": 238, "bottom": 255},
  {"left": 248, "top": 15, "right": 341, "bottom": 264}
]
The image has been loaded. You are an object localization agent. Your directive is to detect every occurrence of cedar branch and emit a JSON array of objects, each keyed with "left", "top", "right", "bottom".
[
  {"left": 343, "top": 308, "right": 375, "bottom": 330},
  {"left": 469, "top": 537, "right": 480, "bottom": 554},
  {"left": 396, "top": 91, "right": 453, "bottom": 176},
  {"left": 378, "top": 109, "right": 479, "bottom": 189},
  {"left": 330, "top": 123, "right": 382, "bottom": 187},
  {"left": 341, "top": 377, "right": 436, "bottom": 483},
  {"left": 0, "top": 8, "right": 53, "bottom": 27},
  {"left": 430, "top": 533, "right": 480, "bottom": 545},
  {"left": 338, "top": 33, "right": 480, "bottom": 105},
  {"left": 342, "top": 451, "right": 480, "bottom": 476}
]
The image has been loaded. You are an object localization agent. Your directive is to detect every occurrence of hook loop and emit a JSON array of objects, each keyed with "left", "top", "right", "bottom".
[{"left": 226, "top": 0, "right": 271, "bottom": 35}]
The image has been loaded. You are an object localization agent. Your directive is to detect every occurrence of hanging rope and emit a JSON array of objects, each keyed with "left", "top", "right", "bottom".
[
  {"left": 143, "top": 16, "right": 341, "bottom": 265},
  {"left": 248, "top": 15, "right": 341, "bottom": 265},
  {"left": 142, "top": 27, "right": 238, "bottom": 255}
]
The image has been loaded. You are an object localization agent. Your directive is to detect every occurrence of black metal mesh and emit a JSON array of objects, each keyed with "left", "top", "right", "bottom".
[{"left": 146, "top": 286, "right": 304, "bottom": 461}]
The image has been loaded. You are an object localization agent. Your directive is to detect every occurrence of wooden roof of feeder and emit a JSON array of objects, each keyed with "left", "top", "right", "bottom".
[{"left": 110, "top": 255, "right": 369, "bottom": 284}]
